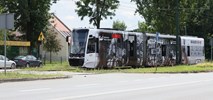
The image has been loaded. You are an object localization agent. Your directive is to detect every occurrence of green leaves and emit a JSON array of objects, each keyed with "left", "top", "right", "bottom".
[
  {"left": 43, "top": 27, "right": 62, "bottom": 63},
  {"left": 132, "top": 0, "right": 213, "bottom": 59},
  {"left": 132, "top": 0, "right": 177, "bottom": 34},
  {"left": 112, "top": 20, "right": 127, "bottom": 31},
  {"left": 137, "top": 22, "right": 155, "bottom": 33},
  {"left": 75, "top": 0, "right": 119, "bottom": 28},
  {"left": 0, "top": 5, "right": 3, "bottom": 13},
  {"left": 1, "top": 0, "right": 52, "bottom": 54},
  {"left": 43, "top": 28, "right": 62, "bottom": 53}
]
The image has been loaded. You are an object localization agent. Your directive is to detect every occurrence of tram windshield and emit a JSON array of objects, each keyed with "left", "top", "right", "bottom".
[{"left": 71, "top": 29, "right": 88, "bottom": 54}]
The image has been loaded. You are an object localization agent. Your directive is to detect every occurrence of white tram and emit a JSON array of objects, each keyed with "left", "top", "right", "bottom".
[{"left": 66, "top": 28, "right": 205, "bottom": 68}]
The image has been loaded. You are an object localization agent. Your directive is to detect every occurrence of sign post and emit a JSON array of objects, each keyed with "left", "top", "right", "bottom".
[
  {"left": 38, "top": 32, "right": 45, "bottom": 60},
  {"left": 155, "top": 32, "right": 160, "bottom": 72},
  {"left": 0, "top": 13, "right": 14, "bottom": 75}
]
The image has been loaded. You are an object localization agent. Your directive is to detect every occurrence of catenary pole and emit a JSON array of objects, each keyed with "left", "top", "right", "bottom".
[
  {"left": 175, "top": 0, "right": 180, "bottom": 64},
  {"left": 4, "top": 14, "right": 7, "bottom": 75}
]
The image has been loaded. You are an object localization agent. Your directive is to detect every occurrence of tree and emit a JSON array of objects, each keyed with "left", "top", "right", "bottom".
[
  {"left": 131, "top": 0, "right": 177, "bottom": 34},
  {"left": 75, "top": 0, "right": 119, "bottom": 28},
  {"left": 0, "top": 0, "right": 52, "bottom": 54},
  {"left": 0, "top": 30, "right": 4, "bottom": 55},
  {"left": 132, "top": 0, "right": 213, "bottom": 59},
  {"left": 0, "top": 30, "right": 12, "bottom": 57},
  {"left": 43, "top": 28, "right": 62, "bottom": 64},
  {"left": 0, "top": 5, "right": 3, "bottom": 13},
  {"left": 112, "top": 20, "right": 127, "bottom": 31},
  {"left": 137, "top": 21, "right": 155, "bottom": 33},
  {"left": 0, "top": 30, "right": 3, "bottom": 41}
]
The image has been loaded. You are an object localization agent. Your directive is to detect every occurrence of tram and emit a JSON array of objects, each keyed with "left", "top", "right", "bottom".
[{"left": 66, "top": 28, "right": 205, "bottom": 68}]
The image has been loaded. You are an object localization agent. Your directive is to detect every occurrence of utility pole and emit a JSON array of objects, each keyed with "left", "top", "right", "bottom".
[
  {"left": 211, "top": 38, "right": 213, "bottom": 61},
  {"left": 96, "top": 0, "right": 100, "bottom": 29},
  {"left": 4, "top": 14, "right": 7, "bottom": 75},
  {"left": 175, "top": 0, "right": 180, "bottom": 64}
]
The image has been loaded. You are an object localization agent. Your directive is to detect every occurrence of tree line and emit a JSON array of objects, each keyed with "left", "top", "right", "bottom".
[{"left": 0, "top": 0, "right": 212, "bottom": 59}]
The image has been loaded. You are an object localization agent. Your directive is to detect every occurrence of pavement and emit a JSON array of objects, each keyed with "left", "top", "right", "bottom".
[
  {"left": 15, "top": 70, "right": 92, "bottom": 76},
  {"left": 0, "top": 69, "right": 20, "bottom": 72},
  {"left": 0, "top": 69, "right": 92, "bottom": 83}
]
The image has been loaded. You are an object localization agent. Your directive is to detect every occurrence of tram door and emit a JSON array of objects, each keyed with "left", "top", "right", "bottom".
[
  {"left": 84, "top": 35, "right": 99, "bottom": 68},
  {"left": 128, "top": 35, "right": 137, "bottom": 66}
]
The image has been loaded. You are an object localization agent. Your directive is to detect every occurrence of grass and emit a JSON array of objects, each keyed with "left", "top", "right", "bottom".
[
  {"left": 122, "top": 65, "right": 213, "bottom": 73},
  {"left": 23, "top": 61, "right": 213, "bottom": 74},
  {"left": 24, "top": 62, "right": 83, "bottom": 72},
  {"left": 1, "top": 62, "right": 212, "bottom": 82},
  {"left": 121, "top": 62, "right": 213, "bottom": 73},
  {"left": 0, "top": 72, "right": 65, "bottom": 80}
]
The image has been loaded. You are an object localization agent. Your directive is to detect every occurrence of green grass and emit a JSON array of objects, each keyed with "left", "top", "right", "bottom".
[
  {"left": 122, "top": 66, "right": 212, "bottom": 73},
  {"left": 121, "top": 62, "right": 213, "bottom": 73},
  {"left": 23, "top": 61, "right": 213, "bottom": 73},
  {"left": 0, "top": 72, "right": 64, "bottom": 80},
  {"left": 24, "top": 62, "right": 83, "bottom": 72}
]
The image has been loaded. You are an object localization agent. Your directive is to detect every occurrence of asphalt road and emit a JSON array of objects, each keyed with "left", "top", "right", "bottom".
[{"left": 1, "top": 72, "right": 213, "bottom": 100}]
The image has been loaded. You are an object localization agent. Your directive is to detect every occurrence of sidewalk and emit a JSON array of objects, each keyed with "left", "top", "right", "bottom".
[
  {"left": 15, "top": 70, "right": 93, "bottom": 76},
  {"left": 0, "top": 70, "right": 93, "bottom": 83}
]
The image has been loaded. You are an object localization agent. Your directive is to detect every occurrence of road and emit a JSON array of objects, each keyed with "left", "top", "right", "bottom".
[{"left": 1, "top": 72, "right": 213, "bottom": 100}]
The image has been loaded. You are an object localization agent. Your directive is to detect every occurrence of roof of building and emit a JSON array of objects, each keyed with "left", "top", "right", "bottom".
[
  {"left": 10, "top": 31, "right": 24, "bottom": 37},
  {"left": 49, "top": 13, "right": 71, "bottom": 38}
]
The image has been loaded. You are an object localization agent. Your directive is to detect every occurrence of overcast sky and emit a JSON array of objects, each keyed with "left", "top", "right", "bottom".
[{"left": 50, "top": 0, "right": 144, "bottom": 30}]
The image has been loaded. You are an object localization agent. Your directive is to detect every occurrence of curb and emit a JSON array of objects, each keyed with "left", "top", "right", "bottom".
[{"left": 0, "top": 75, "right": 72, "bottom": 83}]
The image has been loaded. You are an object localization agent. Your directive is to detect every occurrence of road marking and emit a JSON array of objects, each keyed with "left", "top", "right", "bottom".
[
  {"left": 20, "top": 88, "right": 51, "bottom": 92},
  {"left": 53, "top": 79, "right": 213, "bottom": 100}
]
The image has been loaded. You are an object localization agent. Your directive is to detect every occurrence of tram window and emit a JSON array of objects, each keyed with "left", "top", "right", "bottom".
[
  {"left": 187, "top": 46, "right": 190, "bottom": 56},
  {"left": 130, "top": 41, "right": 134, "bottom": 56},
  {"left": 129, "top": 35, "right": 135, "bottom": 57},
  {"left": 96, "top": 38, "right": 99, "bottom": 53},
  {"left": 162, "top": 45, "right": 166, "bottom": 56},
  {"left": 87, "top": 37, "right": 96, "bottom": 53}
]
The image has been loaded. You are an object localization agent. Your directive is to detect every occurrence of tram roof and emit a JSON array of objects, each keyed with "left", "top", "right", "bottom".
[{"left": 146, "top": 33, "right": 176, "bottom": 39}]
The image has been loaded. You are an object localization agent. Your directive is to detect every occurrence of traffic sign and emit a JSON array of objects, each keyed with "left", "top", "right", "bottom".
[
  {"left": 0, "top": 41, "right": 30, "bottom": 46},
  {"left": 0, "top": 13, "right": 14, "bottom": 75},
  {"left": 0, "top": 13, "right": 14, "bottom": 29},
  {"left": 38, "top": 32, "right": 45, "bottom": 41}
]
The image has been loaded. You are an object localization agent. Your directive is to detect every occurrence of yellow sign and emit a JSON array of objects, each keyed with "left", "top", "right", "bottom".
[
  {"left": 38, "top": 32, "right": 45, "bottom": 41},
  {"left": 0, "top": 41, "right": 30, "bottom": 46}
]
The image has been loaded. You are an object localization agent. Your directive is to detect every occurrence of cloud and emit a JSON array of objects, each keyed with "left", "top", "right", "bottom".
[
  {"left": 65, "top": 15, "right": 76, "bottom": 21},
  {"left": 117, "top": 6, "right": 137, "bottom": 19},
  {"left": 50, "top": 0, "right": 144, "bottom": 30}
]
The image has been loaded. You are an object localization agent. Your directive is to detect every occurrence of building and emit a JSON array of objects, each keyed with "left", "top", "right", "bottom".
[
  {"left": 40, "top": 13, "right": 71, "bottom": 62},
  {"left": 0, "top": 31, "right": 30, "bottom": 59}
]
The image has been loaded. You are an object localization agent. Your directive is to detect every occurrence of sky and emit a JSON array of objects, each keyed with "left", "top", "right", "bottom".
[{"left": 50, "top": 0, "right": 144, "bottom": 30}]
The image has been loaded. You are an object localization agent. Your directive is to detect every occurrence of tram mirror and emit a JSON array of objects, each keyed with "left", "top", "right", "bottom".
[
  {"left": 89, "top": 35, "right": 96, "bottom": 39},
  {"left": 89, "top": 35, "right": 93, "bottom": 38}
]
